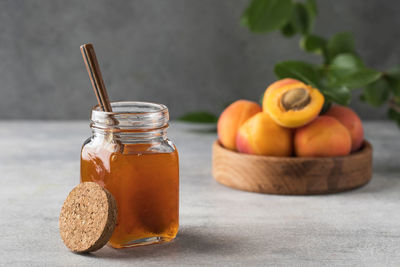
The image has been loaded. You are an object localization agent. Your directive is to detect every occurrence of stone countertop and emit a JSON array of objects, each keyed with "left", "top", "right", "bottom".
[{"left": 0, "top": 121, "right": 399, "bottom": 266}]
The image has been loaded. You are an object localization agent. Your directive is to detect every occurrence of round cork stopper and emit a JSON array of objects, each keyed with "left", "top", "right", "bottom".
[{"left": 59, "top": 182, "right": 117, "bottom": 253}]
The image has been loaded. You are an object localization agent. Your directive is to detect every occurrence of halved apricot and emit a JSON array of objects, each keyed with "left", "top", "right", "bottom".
[{"left": 262, "top": 78, "right": 324, "bottom": 128}]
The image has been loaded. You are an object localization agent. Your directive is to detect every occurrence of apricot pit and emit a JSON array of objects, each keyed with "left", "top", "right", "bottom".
[{"left": 281, "top": 88, "right": 311, "bottom": 111}]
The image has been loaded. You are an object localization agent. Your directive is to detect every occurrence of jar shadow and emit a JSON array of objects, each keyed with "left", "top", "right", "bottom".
[{"left": 88, "top": 225, "right": 240, "bottom": 260}]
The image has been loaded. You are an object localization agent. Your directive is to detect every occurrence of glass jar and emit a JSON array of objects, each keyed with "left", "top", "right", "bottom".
[{"left": 80, "top": 101, "right": 179, "bottom": 248}]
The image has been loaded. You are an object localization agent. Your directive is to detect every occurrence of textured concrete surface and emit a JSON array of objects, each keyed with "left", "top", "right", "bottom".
[
  {"left": 0, "top": 121, "right": 399, "bottom": 266},
  {"left": 0, "top": 0, "right": 398, "bottom": 119}
]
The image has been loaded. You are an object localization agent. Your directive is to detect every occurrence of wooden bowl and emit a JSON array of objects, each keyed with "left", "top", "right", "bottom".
[{"left": 212, "top": 141, "right": 372, "bottom": 195}]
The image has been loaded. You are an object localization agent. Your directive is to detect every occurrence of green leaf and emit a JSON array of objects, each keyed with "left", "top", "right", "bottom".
[
  {"left": 330, "top": 53, "right": 364, "bottom": 70},
  {"left": 385, "top": 65, "right": 400, "bottom": 96},
  {"left": 300, "top": 34, "right": 326, "bottom": 54},
  {"left": 178, "top": 111, "right": 218, "bottom": 123},
  {"left": 243, "top": 0, "right": 293, "bottom": 33},
  {"left": 331, "top": 69, "right": 382, "bottom": 89},
  {"left": 327, "top": 54, "right": 381, "bottom": 89},
  {"left": 291, "top": 3, "right": 311, "bottom": 35},
  {"left": 274, "top": 61, "right": 320, "bottom": 87},
  {"left": 280, "top": 22, "right": 297, "bottom": 37},
  {"left": 327, "top": 32, "right": 355, "bottom": 62},
  {"left": 280, "top": 1, "right": 316, "bottom": 37},
  {"left": 328, "top": 54, "right": 365, "bottom": 82},
  {"left": 361, "top": 77, "right": 391, "bottom": 107},
  {"left": 320, "top": 85, "right": 352, "bottom": 106},
  {"left": 305, "top": 0, "right": 317, "bottom": 17}
]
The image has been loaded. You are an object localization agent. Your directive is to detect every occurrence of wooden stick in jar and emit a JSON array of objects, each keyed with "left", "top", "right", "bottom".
[
  {"left": 80, "top": 43, "right": 112, "bottom": 112},
  {"left": 80, "top": 43, "right": 124, "bottom": 153}
]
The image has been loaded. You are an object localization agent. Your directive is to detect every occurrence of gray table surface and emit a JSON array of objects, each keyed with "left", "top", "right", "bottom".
[{"left": 0, "top": 121, "right": 399, "bottom": 266}]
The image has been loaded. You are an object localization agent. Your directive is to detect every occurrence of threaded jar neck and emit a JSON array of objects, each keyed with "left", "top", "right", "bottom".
[{"left": 90, "top": 101, "right": 169, "bottom": 140}]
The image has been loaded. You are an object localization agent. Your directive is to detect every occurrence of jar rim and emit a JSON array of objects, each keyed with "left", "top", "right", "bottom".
[
  {"left": 90, "top": 101, "right": 169, "bottom": 131},
  {"left": 91, "top": 101, "right": 168, "bottom": 115}
]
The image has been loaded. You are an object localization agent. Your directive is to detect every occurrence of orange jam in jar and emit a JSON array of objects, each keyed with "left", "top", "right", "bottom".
[{"left": 80, "top": 102, "right": 179, "bottom": 248}]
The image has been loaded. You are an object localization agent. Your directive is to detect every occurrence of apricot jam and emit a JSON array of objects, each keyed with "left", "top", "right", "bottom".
[{"left": 80, "top": 102, "right": 179, "bottom": 248}]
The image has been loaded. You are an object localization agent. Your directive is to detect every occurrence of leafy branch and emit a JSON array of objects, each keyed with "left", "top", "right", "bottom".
[
  {"left": 178, "top": 111, "right": 218, "bottom": 123},
  {"left": 242, "top": 0, "right": 400, "bottom": 126}
]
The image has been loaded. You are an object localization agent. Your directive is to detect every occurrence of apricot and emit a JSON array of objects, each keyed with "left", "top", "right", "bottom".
[
  {"left": 236, "top": 112, "right": 293, "bottom": 157},
  {"left": 217, "top": 100, "right": 262, "bottom": 150},
  {"left": 263, "top": 78, "right": 324, "bottom": 128},
  {"left": 325, "top": 105, "right": 364, "bottom": 152},
  {"left": 294, "top": 116, "right": 351, "bottom": 157}
]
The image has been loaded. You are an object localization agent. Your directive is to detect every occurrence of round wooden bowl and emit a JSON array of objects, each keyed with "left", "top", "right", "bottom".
[{"left": 212, "top": 140, "right": 372, "bottom": 195}]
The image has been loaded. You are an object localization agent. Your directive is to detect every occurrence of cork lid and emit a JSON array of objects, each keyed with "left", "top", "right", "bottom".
[{"left": 59, "top": 182, "right": 117, "bottom": 253}]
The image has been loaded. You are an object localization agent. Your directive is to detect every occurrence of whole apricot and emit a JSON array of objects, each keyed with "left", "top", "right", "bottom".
[
  {"left": 294, "top": 116, "right": 351, "bottom": 157},
  {"left": 217, "top": 100, "right": 262, "bottom": 150},
  {"left": 325, "top": 105, "right": 364, "bottom": 152},
  {"left": 263, "top": 78, "right": 324, "bottom": 128},
  {"left": 236, "top": 112, "right": 293, "bottom": 157}
]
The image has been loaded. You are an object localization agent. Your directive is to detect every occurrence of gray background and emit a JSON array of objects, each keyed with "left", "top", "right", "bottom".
[{"left": 0, "top": 0, "right": 398, "bottom": 120}]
